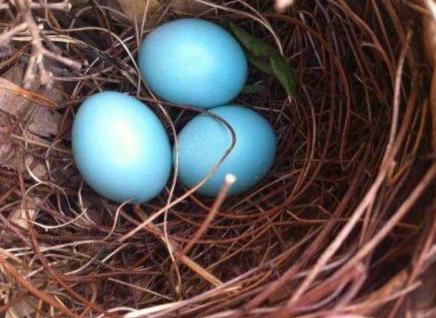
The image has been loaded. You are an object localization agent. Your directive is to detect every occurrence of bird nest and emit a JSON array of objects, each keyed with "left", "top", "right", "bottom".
[{"left": 0, "top": 1, "right": 435, "bottom": 317}]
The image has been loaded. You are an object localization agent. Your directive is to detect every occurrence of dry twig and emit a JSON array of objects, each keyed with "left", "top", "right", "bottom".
[{"left": 0, "top": 0, "right": 80, "bottom": 88}]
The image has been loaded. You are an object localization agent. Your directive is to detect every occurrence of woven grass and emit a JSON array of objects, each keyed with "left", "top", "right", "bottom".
[{"left": 0, "top": 1, "right": 435, "bottom": 317}]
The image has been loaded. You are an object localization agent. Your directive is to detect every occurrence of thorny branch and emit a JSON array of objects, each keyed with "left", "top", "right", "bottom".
[{"left": 0, "top": 0, "right": 80, "bottom": 88}]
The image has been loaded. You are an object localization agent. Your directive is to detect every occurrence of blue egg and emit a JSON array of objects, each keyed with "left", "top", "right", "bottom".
[
  {"left": 138, "top": 18, "right": 248, "bottom": 109},
  {"left": 72, "top": 91, "right": 171, "bottom": 203},
  {"left": 174, "top": 105, "right": 276, "bottom": 196}
]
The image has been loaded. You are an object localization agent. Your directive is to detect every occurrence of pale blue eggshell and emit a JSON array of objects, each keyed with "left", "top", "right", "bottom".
[
  {"left": 174, "top": 105, "right": 276, "bottom": 196},
  {"left": 138, "top": 18, "right": 248, "bottom": 109},
  {"left": 72, "top": 91, "right": 171, "bottom": 203}
]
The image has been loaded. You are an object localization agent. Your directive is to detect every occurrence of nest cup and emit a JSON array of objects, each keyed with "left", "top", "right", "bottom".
[{"left": 0, "top": 1, "right": 435, "bottom": 317}]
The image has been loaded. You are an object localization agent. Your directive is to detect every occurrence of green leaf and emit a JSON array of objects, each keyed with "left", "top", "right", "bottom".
[
  {"left": 228, "top": 22, "right": 298, "bottom": 97},
  {"left": 270, "top": 55, "right": 297, "bottom": 96},
  {"left": 241, "top": 82, "right": 265, "bottom": 94},
  {"left": 247, "top": 54, "right": 274, "bottom": 75},
  {"left": 228, "top": 22, "right": 277, "bottom": 57}
]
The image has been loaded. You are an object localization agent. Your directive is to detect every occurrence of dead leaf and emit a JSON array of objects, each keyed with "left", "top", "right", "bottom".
[
  {"left": 0, "top": 78, "right": 58, "bottom": 111},
  {"left": 1, "top": 129, "right": 56, "bottom": 179},
  {"left": 410, "top": 261, "right": 436, "bottom": 316},
  {"left": 116, "top": 0, "right": 161, "bottom": 23},
  {"left": 4, "top": 64, "right": 25, "bottom": 85},
  {"left": 0, "top": 141, "right": 13, "bottom": 163},
  {"left": 0, "top": 65, "right": 63, "bottom": 138},
  {"left": 116, "top": 0, "right": 207, "bottom": 24},
  {"left": 5, "top": 297, "right": 37, "bottom": 318},
  {"left": 24, "top": 153, "right": 49, "bottom": 179},
  {"left": 171, "top": 0, "right": 208, "bottom": 13},
  {"left": 27, "top": 107, "right": 60, "bottom": 138},
  {"left": 9, "top": 198, "right": 41, "bottom": 230},
  {"left": 0, "top": 78, "right": 33, "bottom": 115},
  {"left": 0, "top": 98, "right": 14, "bottom": 169},
  {"left": 1, "top": 64, "right": 58, "bottom": 109}
]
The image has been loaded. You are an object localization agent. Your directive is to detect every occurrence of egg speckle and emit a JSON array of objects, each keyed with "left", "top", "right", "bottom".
[
  {"left": 138, "top": 18, "right": 248, "bottom": 109},
  {"left": 174, "top": 105, "right": 276, "bottom": 196},
  {"left": 72, "top": 91, "right": 171, "bottom": 203}
]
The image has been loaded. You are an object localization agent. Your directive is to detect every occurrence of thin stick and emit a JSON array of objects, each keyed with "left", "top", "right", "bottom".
[
  {"left": 0, "top": 258, "right": 77, "bottom": 317},
  {"left": 182, "top": 174, "right": 236, "bottom": 256},
  {"left": 133, "top": 207, "right": 224, "bottom": 288}
]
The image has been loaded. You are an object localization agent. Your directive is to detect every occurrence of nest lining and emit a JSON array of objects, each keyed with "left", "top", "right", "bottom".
[{"left": 0, "top": 1, "right": 435, "bottom": 318}]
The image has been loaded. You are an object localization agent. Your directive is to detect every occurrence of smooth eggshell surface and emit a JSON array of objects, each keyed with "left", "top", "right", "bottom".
[
  {"left": 138, "top": 18, "right": 248, "bottom": 109},
  {"left": 174, "top": 105, "right": 276, "bottom": 196},
  {"left": 72, "top": 91, "right": 171, "bottom": 203}
]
